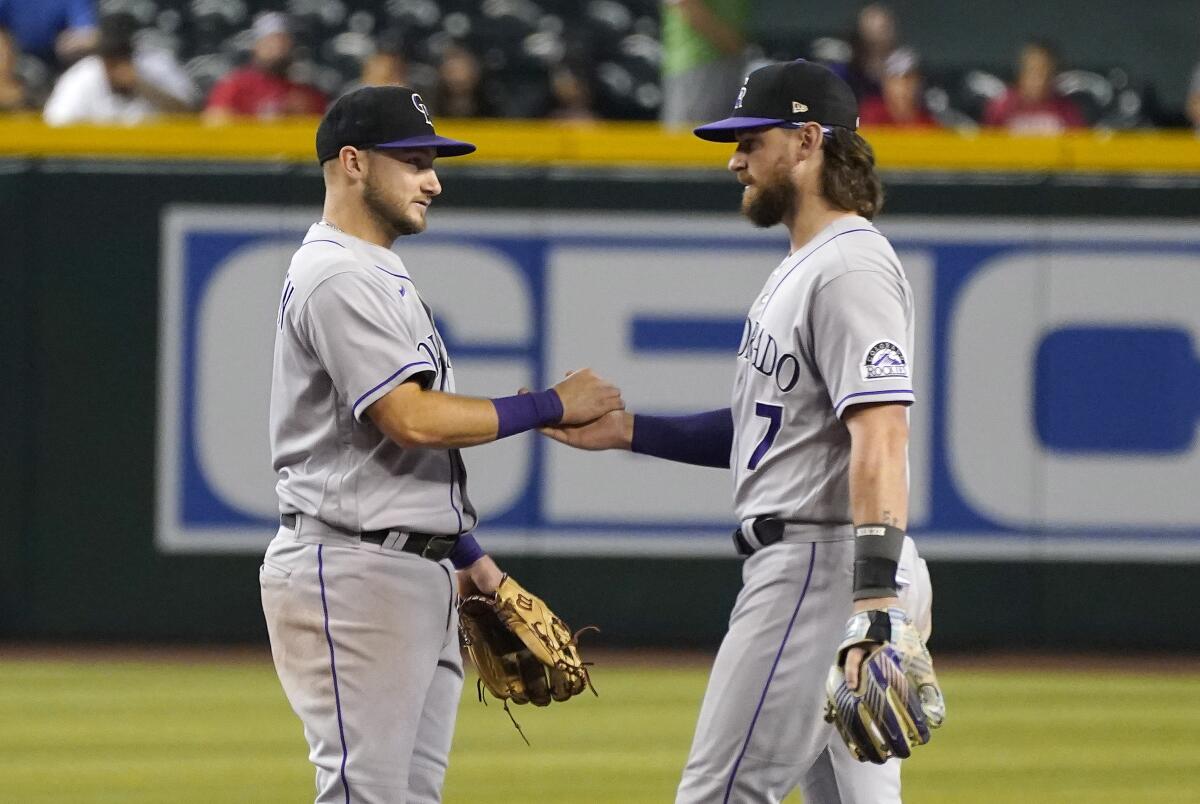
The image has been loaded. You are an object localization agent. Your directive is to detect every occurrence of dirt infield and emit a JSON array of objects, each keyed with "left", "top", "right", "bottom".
[{"left": 4, "top": 641, "right": 1200, "bottom": 673}]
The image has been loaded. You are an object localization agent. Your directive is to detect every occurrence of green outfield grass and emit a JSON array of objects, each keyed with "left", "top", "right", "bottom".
[{"left": 1, "top": 652, "right": 1198, "bottom": 803}]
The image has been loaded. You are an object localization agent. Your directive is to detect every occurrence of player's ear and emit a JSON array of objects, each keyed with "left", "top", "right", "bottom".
[
  {"left": 795, "top": 123, "right": 824, "bottom": 161},
  {"left": 339, "top": 146, "right": 368, "bottom": 180}
]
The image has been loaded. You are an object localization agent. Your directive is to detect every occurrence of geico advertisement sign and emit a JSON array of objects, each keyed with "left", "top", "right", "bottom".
[{"left": 157, "top": 209, "right": 1200, "bottom": 560}]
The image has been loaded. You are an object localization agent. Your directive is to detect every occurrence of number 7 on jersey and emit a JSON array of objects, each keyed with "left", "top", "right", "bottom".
[{"left": 748, "top": 402, "right": 783, "bottom": 470}]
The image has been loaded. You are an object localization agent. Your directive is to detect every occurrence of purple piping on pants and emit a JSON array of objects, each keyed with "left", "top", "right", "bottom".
[
  {"left": 722, "top": 541, "right": 818, "bottom": 803},
  {"left": 318, "top": 545, "right": 352, "bottom": 804}
]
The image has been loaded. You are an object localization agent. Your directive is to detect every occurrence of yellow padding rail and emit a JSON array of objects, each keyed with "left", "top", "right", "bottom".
[{"left": 1, "top": 114, "right": 1199, "bottom": 173}]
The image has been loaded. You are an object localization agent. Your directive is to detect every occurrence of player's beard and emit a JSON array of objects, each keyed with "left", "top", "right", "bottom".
[
  {"left": 741, "top": 169, "right": 796, "bottom": 228},
  {"left": 363, "top": 177, "right": 426, "bottom": 238}
]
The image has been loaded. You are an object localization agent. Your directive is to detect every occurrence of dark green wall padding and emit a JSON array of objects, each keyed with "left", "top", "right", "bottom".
[{"left": 2, "top": 159, "right": 1196, "bottom": 649}]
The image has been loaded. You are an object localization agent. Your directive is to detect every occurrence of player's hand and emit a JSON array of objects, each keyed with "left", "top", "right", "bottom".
[
  {"left": 458, "top": 554, "right": 504, "bottom": 597},
  {"left": 844, "top": 595, "right": 899, "bottom": 689},
  {"left": 540, "top": 409, "right": 634, "bottom": 451},
  {"left": 551, "top": 369, "right": 624, "bottom": 426},
  {"left": 825, "top": 605, "right": 946, "bottom": 764}
]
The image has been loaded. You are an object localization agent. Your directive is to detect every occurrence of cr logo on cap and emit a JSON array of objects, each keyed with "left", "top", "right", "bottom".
[
  {"left": 734, "top": 85, "right": 747, "bottom": 110},
  {"left": 412, "top": 93, "right": 432, "bottom": 125}
]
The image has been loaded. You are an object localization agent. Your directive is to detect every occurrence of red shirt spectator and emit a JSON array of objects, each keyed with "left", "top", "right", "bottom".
[
  {"left": 984, "top": 40, "right": 1084, "bottom": 133},
  {"left": 860, "top": 94, "right": 936, "bottom": 127},
  {"left": 206, "top": 67, "right": 326, "bottom": 119},
  {"left": 858, "top": 47, "right": 938, "bottom": 128},
  {"left": 983, "top": 91, "right": 1084, "bottom": 133},
  {"left": 203, "top": 12, "right": 326, "bottom": 122}
]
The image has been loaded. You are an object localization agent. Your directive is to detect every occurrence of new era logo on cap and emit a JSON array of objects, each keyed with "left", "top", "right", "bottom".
[{"left": 693, "top": 59, "right": 859, "bottom": 142}]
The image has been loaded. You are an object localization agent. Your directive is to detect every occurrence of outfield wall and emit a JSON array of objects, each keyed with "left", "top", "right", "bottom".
[{"left": 2, "top": 155, "right": 1198, "bottom": 649}]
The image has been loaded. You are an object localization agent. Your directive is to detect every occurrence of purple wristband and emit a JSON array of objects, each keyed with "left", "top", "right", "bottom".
[
  {"left": 448, "top": 534, "right": 485, "bottom": 570},
  {"left": 491, "top": 389, "right": 564, "bottom": 439}
]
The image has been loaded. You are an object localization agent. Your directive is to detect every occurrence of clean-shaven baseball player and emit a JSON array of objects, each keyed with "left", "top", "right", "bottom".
[
  {"left": 540, "top": 60, "right": 941, "bottom": 802},
  {"left": 261, "top": 85, "right": 623, "bottom": 804}
]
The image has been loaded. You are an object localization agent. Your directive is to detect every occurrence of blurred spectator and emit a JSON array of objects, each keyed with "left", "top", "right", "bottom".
[
  {"left": 838, "top": 3, "right": 898, "bottom": 102},
  {"left": 338, "top": 50, "right": 409, "bottom": 98},
  {"left": 548, "top": 63, "right": 597, "bottom": 122},
  {"left": 360, "top": 50, "right": 407, "bottom": 88},
  {"left": 984, "top": 40, "right": 1085, "bottom": 133},
  {"left": 0, "top": 0, "right": 96, "bottom": 69},
  {"left": 42, "top": 13, "right": 196, "bottom": 126},
  {"left": 859, "top": 47, "right": 937, "bottom": 128},
  {"left": 1187, "top": 63, "right": 1200, "bottom": 131},
  {"left": 661, "top": 0, "right": 749, "bottom": 126},
  {"left": 203, "top": 12, "right": 327, "bottom": 123},
  {"left": 434, "top": 42, "right": 496, "bottom": 118},
  {"left": 0, "top": 28, "right": 28, "bottom": 110}
]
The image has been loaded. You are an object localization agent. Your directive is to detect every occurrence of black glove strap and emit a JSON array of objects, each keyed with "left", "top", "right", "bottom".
[
  {"left": 853, "top": 524, "right": 905, "bottom": 601},
  {"left": 864, "top": 608, "right": 893, "bottom": 643}
]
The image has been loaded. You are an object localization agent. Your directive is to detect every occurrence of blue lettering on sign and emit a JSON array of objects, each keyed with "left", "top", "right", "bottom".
[
  {"left": 1036, "top": 326, "right": 1198, "bottom": 453},
  {"left": 159, "top": 210, "right": 1200, "bottom": 557},
  {"left": 631, "top": 316, "right": 743, "bottom": 352}
]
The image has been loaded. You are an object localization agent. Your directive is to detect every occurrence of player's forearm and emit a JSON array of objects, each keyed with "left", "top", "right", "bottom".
[
  {"left": 369, "top": 385, "right": 564, "bottom": 449},
  {"left": 369, "top": 388, "right": 504, "bottom": 448},
  {"left": 845, "top": 404, "right": 909, "bottom": 527},
  {"left": 631, "top": 408, "right": 733, "bottom": 467},
  {"left": 845, "top": 404, "right": 909, "bottom": 609}
]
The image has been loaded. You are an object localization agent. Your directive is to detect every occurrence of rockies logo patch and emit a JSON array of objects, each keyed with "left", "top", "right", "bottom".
[{"left": 861, "top": 341, "right": 908, "bottom": 380}]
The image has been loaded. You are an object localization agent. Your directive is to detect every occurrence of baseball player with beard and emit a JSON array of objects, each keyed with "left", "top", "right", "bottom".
[
  {"left": 260, "top": 86, "right": 622, "bottom": 804},
  {"left": 540, "top": 60, "right": 944, "bottom": 802}
]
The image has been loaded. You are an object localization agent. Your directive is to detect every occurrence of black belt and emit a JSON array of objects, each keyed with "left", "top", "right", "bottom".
[
  {"left": 280, "top": 514, "right": 458, "bottom": 563},
  {"left": 732, "top": 517, "right": 786, "bottom": 557}
]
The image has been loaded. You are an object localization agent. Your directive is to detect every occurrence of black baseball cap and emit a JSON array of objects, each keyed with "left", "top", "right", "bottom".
[
  {"left": 694, "top": 60, "right": 859, "bottom": 142},
  {"left": 316, "top": 85, "right": 476, "bottom": 164}
]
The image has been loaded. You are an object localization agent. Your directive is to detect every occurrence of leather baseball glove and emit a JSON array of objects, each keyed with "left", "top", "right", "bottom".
[
  {"left": 824, "top": 607, "right": 946, "bottom": 764},
  {"left": 458, "top": 575, "right": 594, "bottom": 711}
]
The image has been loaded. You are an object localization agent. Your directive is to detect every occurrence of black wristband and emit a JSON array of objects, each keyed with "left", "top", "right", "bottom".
[{"left": 853, "top": 523, "right": 905, "bottom": 601}]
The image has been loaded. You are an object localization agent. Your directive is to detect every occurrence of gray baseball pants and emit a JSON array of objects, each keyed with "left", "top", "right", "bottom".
[
  {"left": 260, "top": 520, "right": 463, "bottom": 804},
  {"left": 677, "top": 537, "right": 932, "bottom": 804}
]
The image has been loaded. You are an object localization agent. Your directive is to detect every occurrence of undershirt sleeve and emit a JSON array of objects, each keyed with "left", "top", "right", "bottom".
[{"left": 631, "top": 408, "right": 734, "bottom": 468}]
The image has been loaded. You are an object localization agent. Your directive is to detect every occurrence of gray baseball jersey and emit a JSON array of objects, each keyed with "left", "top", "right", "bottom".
[
  {"left": 731, "top": 214, "right": 915, "bottom": 531},
  {"left": 270, "top": 221, "right": 477, "bottom": 535},
  {"left": 677, "top": 215, "right": 922, "bottom": 804}
]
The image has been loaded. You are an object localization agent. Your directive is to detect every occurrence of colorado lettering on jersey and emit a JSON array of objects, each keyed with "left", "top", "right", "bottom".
[
  {"left": 416, "top": 331, "right": 449, "bottom": 390},
  {"left": 737, "top": 317, "right": 801, "bottom": 393},
  {"left": 278, "top": 272, "right": 295, "bottom": 330}
]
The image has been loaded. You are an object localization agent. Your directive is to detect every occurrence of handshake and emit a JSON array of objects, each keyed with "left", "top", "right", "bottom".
[{"left": 524, "top": 369, "right": 635, "bottom": 451}]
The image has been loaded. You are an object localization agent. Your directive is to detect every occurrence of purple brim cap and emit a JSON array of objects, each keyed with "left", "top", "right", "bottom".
[
  {"left": 693, "top": 116, "right": 789, "bottom": 142},
  {"left": 375, "top": 134, "right": 477, "bottom": 157}
]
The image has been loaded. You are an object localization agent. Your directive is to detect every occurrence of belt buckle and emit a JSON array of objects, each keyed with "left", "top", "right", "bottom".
[{"left": 752, "top": 517, "right": 785, "bottom": 547}]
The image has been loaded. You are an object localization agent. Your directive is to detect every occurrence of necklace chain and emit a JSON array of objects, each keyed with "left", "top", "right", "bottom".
[{"left": 318, "top": 218, "right": 345, "bottom": 234}]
